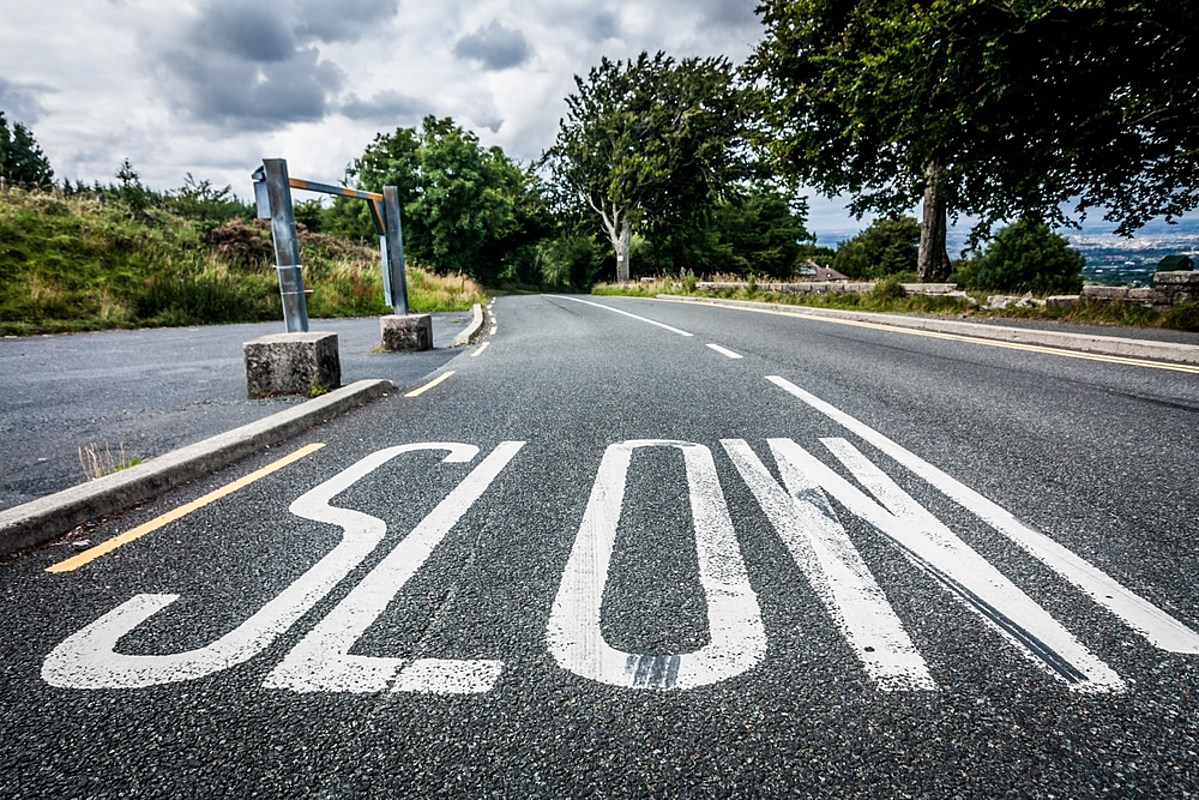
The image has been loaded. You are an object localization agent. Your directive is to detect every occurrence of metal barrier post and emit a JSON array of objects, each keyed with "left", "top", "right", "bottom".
[
  {"left": 259, "top": 159, "right": 310, "bottom": 333},
  {"left": 383, "top": 186, "right": 409, "bottom": 316}
]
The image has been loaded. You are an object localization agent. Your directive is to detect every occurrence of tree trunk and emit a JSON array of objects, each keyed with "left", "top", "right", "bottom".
[
  {"left": 586, "top": 194, "right": 632, "bottom": 284},
  {"left": 917, "top": 160, "right": 952, "bottom": 282},
  {"left": 615, "top": 218, "right": 631, "bottom": 283}
]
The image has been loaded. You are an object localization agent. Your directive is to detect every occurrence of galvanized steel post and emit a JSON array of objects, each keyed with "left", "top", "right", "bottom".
[
  {"left": 382, "top": 186, "right": 408, "bottom": 316},
  {"left": 258, "top": 159, "right": 310, "bottom": 333}
]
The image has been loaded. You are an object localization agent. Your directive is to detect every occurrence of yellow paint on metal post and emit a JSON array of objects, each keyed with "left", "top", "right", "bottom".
[{"left": 47, "top": 443, "right": 326, "bottom": 574}]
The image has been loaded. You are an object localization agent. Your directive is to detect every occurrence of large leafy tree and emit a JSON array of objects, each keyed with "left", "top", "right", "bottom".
[
  {"left": 642, "top": 185, "right": 815, "bottom": 278},
  {"left": 330, "top": 116, "right": 535, "bottom": 284},
  {"left": 750, "top": 0, "right": 1199, "bottom": 282},
  {"left": 0, "top": 111, "right": 54, "bottom": 189},
  {"left": 544, "top": 51, "right": 762, "bottom": 282}
]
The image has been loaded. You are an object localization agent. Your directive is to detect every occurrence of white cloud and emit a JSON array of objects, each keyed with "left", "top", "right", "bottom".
[{"left": 0, "top": 0, "right": 873, "bottom": 234}]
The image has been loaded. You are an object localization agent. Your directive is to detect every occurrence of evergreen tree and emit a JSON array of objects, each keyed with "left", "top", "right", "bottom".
[{"left": 0, "top": 111, "right": 54, "bottom": 188}]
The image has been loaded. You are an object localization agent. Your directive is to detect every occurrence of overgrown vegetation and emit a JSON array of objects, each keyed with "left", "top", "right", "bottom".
[{"left": 0, "top": 187, "right": 485, "bottom": 335}]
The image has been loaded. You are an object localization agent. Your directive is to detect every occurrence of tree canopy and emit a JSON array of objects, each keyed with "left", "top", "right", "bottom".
[
  {"left": 331, "top": 116, "right": 543, "bottom": 284},
  {"left": 750, "top": 0, "right": 1199, "bottom": 281},
  {"left": 543, "top": 51, "right": 762, "bottom": 282}
]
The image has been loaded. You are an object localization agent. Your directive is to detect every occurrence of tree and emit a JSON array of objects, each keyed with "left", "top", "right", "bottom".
[
  {"left": 640, "top": 184, "right": 814, "bottom": 278},
  {"left": 750, "top": 0, "right": 1199, "bottom": 283},
  {"left": 832, "top": 217, "right": 920, "bottom": 280},
  {"left": 0, "top": 111, "right": 54, "bottom": 188},
  {"left": 955, "top": 219, "right": 1085, "bottom": 294},
  {"left": 167, "top": 173, "right": 249, "bottom": 230},
  {"left": 543, "top": 51, "right": 761, "bottom": 282},
  {"left": 331, "top": 116, "right": 534, "bottom": 284}
]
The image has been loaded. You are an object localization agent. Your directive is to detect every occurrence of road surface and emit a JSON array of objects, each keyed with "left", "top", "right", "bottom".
[{"left": 2, "top": 294, "right": 1197, "bottom": 797}]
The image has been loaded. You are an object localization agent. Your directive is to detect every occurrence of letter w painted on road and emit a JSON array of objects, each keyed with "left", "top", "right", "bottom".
[
  {"left": 42, "top": 442, "right": 523, "bottom": 691},
  {"left": 727, "top": 437, "right": 1124, "bottom": 693}
]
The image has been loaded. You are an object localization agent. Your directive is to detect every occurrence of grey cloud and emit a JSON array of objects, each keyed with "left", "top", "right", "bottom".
[
  {"left": 698, "top": 0, "right": 758, "bottom": 29},
  {"left": 193, "top": 2, "right": 298, "bottom": 62},
  {"left": 529, "top": 1, "right": 618, "bottom": 42},
  {"left": 578, "top": 10, "right": 619, "bottom": 42},
  {"left": 295, "top": 0, "right": 400, "bottom": 43},
  {"left": 340, "top": 90, "right": 427, "bottom": 123},
  {"left": 453, "top": 20, "right": 531, "bottom": 71},
  {"left": 151, "top": 0, "right": 369, "bottom": 132},
  {"left": 162, "top": 47, "right": 343, "bottom": 131},
  {"left": 0, "top": 78, "right": 49, "bottom": 124}
]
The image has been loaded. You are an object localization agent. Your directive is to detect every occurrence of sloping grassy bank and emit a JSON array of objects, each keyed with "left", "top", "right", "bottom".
[
  {"left": 594, "top": 277, "right": 1199, "bottom": 332},
  {"left": 0, "top": 189, "right": 486, "bottom": 335}
]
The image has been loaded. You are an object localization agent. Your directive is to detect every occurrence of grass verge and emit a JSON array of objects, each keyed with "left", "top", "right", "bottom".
[{"left": 0, "top": 189, "right": 486, "bottom": 335}]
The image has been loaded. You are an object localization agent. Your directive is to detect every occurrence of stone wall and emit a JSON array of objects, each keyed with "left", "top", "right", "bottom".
[
  {"left": 694, "top": 271, "right": 1198, "bottom": 309},
  {"left": 1077, "top": 270, "right": 1199, "bottom": 309}
]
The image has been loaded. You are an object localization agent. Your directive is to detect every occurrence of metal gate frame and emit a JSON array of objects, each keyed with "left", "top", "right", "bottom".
[{"left": 252, "top": 158, "right": 408, "bottom": 332}]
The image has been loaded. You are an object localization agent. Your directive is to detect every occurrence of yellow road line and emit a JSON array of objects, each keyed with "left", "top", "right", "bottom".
[
  {"left": 472, "top": 342, "right": 490, "bottom": 357},
  {"left": 406, "top": 371, "right": 456, "bottom": 397},
  {"left": 47, "top": 442, "right": 326, "bottom": 574},
  {"left": 664, "top": 299, "right": 1199, "bottom": 374}
]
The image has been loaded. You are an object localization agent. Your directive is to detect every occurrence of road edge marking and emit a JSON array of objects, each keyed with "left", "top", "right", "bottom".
[
  {"left": 406, "top": 371, "right": 456, "bottom": 397},
  {"left": 47, "top": 442, "right": 326, "bottom": 574}
]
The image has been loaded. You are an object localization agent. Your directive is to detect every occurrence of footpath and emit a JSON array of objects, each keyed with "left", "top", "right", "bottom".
[{"left": 0, "top": 310, "right": 483, "bottom": 556}]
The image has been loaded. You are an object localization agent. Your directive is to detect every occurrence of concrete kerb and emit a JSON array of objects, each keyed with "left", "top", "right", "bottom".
[
  {"left": 451, "top": 303, "right": 485, "bottom": 347},
  {"left": 0, "top": 378, "right": 396, "bottom": 558},
  {"left": 658, "top": 295, "right": 1199, "bottom": 366}
]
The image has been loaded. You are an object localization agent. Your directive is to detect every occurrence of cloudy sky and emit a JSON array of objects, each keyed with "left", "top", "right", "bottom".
[{"left": 0, "top": 0, "right": 873, "bottom": 236}]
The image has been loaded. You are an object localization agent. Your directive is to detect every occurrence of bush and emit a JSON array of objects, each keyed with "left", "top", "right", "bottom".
[
  {"left": 536, "top": 233, "right": 603, "bottom": 289},
  {"left": 955, "top": 219, "right": 1084, "bottom": 294},
  {"left": 870, "top": 275, "right": 907, "bottom": 301}
]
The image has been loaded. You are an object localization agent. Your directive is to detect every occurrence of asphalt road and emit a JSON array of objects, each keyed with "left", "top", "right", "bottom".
[
  {"left": 0, "top": 313, "right": 473, "bottom": 510},
  {"left": 2, "top": 294, "right": 1198, "bottom": 797}
]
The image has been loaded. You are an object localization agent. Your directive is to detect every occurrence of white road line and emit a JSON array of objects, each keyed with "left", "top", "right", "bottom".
[
  {"left": 802, "top": 437, "right": 1123, "bottom": 693},
  {"left": 472, "top": 342, "right": 490, "bottom": 357},
  {"left": 767, "top": 374, "right": 1199, "bottom": 655},
  {"left": 265, "top": 441, "right": 525, "bottom": 694},
  {"left": 556, "top": 296, "right": 694, "bottom": 337},
  {"left": 547, "top": 440, "right": 766, "bottom": 689},
  {"left": 706, "top": 343, "right": 743, "bottom": 359},
  {"left": 42, "top": 443, "right": 480, "bottom": 690},
  {"left": 722, "top": 439, "right": 935, "bottom": 691}
]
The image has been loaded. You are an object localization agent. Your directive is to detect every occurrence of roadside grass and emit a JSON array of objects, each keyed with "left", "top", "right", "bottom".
[
  {"left": 593, "top": 277, "right": 1199, "bottom": 332},
  {"left": 77, "top": 441, "right": 142, "bottom": 481},
  {"left": 0, "top": 189, "right": 486, "bottom": 335}
]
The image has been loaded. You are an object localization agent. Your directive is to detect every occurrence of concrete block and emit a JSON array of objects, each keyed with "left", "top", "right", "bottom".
[
  {"left": 380, "top": 313, "right": 433, "bottom": 352},
  {"left": 243, "top": 332, "right": 341, "bottom": 398}
]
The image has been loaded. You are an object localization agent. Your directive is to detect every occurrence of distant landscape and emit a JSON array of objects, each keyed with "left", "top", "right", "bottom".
[{"left": 818, "top": 218, "right": 1199, "bottom": 287}]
